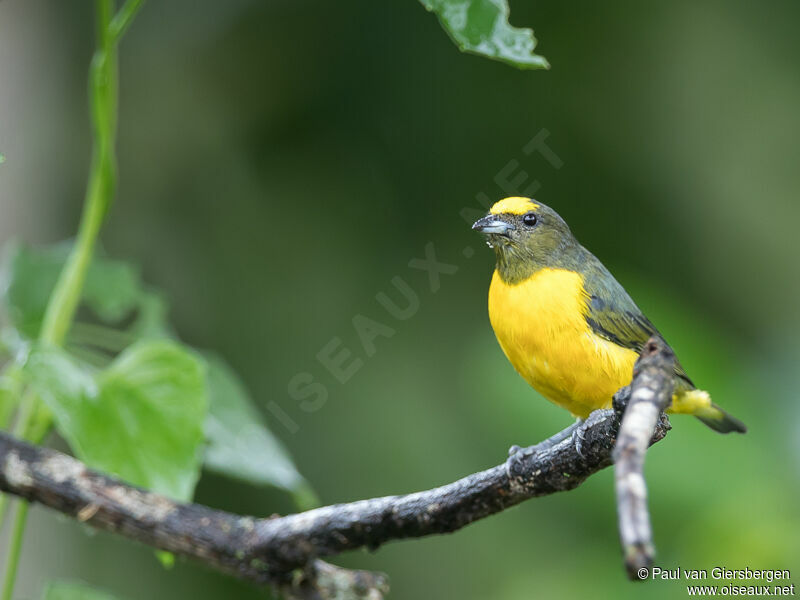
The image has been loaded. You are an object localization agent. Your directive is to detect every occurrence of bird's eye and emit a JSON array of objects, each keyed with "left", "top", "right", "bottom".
[{"left": 522, "top": 212, "right": 538, "bottom": 226}]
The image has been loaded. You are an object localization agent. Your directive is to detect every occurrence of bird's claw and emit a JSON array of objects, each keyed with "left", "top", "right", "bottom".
[
  {"left": 505, "top": 443, "right": 536, "bottom": 478},
  {"left": 508, "top": 409, "right": 615, "bottom": 467},
  {"left": 571, "top": 409, "right": 615, "bottom": 459},
  {"left": 570, "top": 419, "right": 587, "bottom": 458}
]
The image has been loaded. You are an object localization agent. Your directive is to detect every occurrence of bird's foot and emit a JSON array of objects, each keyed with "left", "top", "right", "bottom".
[
  {"left": 570, "top": 418, "right": 586, "bottom": 458},
  {"left": 571, "top": 409, "right": 615, "bottom": 458},
  {"left": 507, "top": 409, "right": 616, "bottom": 471}
]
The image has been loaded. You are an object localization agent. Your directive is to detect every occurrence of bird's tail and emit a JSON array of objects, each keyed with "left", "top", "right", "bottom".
[
  {"left": 671, "top": 389, "right": 747, "bottom": 434},
  {"left": 695, "top": 403, "right": 748, "bottom": 433}
]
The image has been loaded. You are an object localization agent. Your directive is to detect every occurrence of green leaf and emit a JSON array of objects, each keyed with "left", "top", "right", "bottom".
[
  {"left": 26, "top": 340, "right": 208, "bottom": 501},
  {"left": 3, "top": 240, "right": 313, "bottom": 506},
  {"left": 81, "top": 255, "right": 142, "bottom": 323},
  {"left": 1, "top": 242, "right": 144, "bottom": 339},
  {"left": 203, "top": 354, "right": 317, "bottom": 508},
  {"left": 1, "top": 243, "right": 65, "bottom": 338},
  {"left": 43, "top": 580, "right": 123, "bottom": 600},
  {"left": 420, "top": 0, "right": 549, "bottom": 69}
]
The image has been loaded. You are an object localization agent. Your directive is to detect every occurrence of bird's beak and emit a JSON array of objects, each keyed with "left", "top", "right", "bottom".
[{"left": 472, "top": 215, "right": 515, "bottom": 236}]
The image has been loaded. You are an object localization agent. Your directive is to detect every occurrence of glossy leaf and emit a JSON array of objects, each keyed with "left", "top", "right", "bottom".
[
  {"left": 26, "top": 340, "right": 208, "bottom": 501},
  {"left": 203, "top": 354, "right": 317, "bottom": 508},
  {"left": 43, "top": 581, "right": 123, "bottom": 600},
  {"left": 420, "top": 0, "right": 549, "bottom": 69}
]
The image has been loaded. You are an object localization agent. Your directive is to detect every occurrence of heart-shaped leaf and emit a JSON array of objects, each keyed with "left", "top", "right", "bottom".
[{"left": 26, "top": 340, "right": 207, "bottom": 501}]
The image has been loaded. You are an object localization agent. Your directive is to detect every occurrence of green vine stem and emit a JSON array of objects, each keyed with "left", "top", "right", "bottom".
[
  {"left": 109, "top": 0, "right": 144, "bottom": 41},
  {"left": 0, "top": 502, "right": 29, "bottom": 600},
  {"left": 0, "top": 390, "right": 40, "bottom": 599},
  {"left": 0, "top": 2, "right": 143, "bottom": 598},
  {"left": 39, "top": 0, "right": 118, "bottom": 349}
]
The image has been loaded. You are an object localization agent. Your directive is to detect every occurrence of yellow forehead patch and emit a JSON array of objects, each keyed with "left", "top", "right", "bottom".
[{"left": 489, "top": 197, "right": 539, "bottom": 216}]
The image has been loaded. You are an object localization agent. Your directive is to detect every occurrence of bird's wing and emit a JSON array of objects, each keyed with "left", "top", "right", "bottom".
[{"left": 580, "top": 253, "right": 694, "bottom": 388}]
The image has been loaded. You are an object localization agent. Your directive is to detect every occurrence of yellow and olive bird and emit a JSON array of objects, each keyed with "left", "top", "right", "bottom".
[{"left": 473, "top": 196, "right": 746, "bottom": 434}]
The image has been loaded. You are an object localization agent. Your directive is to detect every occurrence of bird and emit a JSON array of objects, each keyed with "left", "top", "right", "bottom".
[{"left": 472, "top": 196, "right": 746, "bottom": 434}]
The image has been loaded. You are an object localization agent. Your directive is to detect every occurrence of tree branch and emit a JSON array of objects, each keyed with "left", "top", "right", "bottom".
[{"left": 0, "top": 340, "right": 674, "bottom": 597}]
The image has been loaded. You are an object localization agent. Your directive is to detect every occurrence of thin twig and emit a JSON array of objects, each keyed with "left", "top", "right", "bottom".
[{"left": 613, "top": 336, "right": 675, "bottom": 579}]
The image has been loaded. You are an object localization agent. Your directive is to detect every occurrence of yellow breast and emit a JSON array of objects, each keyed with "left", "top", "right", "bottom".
[{"left": 488, "top": 268, "right": 639, "bottom": 418}]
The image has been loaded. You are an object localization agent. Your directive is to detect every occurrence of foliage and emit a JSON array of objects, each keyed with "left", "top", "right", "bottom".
[
  {"left": 204, "top": 354, "right": 318, "bottom": 508},
  {"left": 419, "top": 0, "right": 549, "bottom": 69},
  {"left": 0, "top": 2, "right": 312, "bottom": 598},
  {"left": 1, "top": 241, "right": 312, "bottom": 500},
  {"left": 26, "top": 341, "right": 207, "bottom": 501}
]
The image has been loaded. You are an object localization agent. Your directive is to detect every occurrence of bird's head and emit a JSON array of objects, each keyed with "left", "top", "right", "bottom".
[{"left": 472, "top": 197, "right": 578, "bottom": 281}]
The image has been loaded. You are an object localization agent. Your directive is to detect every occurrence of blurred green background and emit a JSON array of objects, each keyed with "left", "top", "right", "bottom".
[{"left": 1, "top": 0, "right": 798, "bottom": 598}]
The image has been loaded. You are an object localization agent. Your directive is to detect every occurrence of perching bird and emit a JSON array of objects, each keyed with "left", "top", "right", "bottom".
[{"left": 473, "top": 196, "right": 746, "bottom": 434}]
